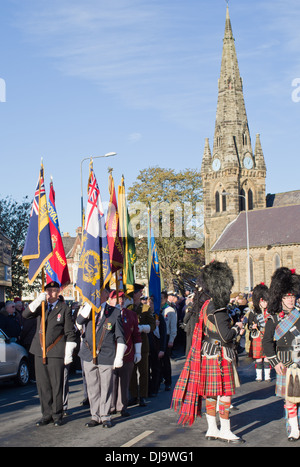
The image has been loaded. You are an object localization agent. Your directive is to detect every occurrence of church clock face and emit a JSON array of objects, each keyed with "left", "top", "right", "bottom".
[
  {"left": 243, "top": 156, "right": 253, "bottom": 169},
  {"left": 212, "top": 158, "right": 221, "bottom": 172}
]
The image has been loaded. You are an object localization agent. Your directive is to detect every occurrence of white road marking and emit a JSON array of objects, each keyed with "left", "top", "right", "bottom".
[{"left": 121, "top": 430, "right": 154, "bottom": 447}]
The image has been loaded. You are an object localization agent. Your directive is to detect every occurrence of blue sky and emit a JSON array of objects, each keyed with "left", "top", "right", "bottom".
[{"left": 0, "top": 0, "right": 299, "bottom": 235}]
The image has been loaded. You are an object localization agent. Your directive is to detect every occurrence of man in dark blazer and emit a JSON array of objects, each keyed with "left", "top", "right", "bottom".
[
  {"left": 23, "top": 281, "right": 77, "bottom": 426},
  {"left": 76, "top": 287, "right": 126, "bottom": 428}
]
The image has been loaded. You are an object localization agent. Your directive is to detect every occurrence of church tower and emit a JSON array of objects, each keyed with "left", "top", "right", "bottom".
[{"left": 201, "top": 6, "right": 266, "bottom": 263}]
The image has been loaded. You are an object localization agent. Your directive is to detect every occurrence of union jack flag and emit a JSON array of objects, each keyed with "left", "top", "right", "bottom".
[
  {"left": 76, "top": 163, "right": 112, "bottom": 311},
  {"left": 31, "top": 168, "right": 46, "bottom": 216},
  {"left": 22, "top": 161, "right": 53, "bottom": 284}
]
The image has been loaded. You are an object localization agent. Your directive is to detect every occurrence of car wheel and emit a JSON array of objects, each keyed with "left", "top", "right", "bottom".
[{"left": 16, "top": 359, "right": 30, "bottom": 386}]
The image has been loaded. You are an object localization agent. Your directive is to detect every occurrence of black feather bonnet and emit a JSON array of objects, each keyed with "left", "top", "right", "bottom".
[
  {"left": 197, "top": 260, "right": 234, "bottom": 310},
  {"left": 268, "top": 267, "right": 300, "bottom": 315}
]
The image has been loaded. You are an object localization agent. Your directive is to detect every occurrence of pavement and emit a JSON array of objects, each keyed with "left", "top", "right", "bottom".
[{"left": 0, "top": 340, "right": 298, "bottom": 450}]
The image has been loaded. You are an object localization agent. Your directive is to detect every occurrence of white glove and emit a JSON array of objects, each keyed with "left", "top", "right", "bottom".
[
  {"left": 78, "top": 303, "right": 92, "bottom": 319},
  {"left": 138, "top": 324, "right": 150, "bottom": 334},
  {"left": 64, "top": 341, "right": 77, "bottom": 365},
  {"left": 134, "top": 342, "right": 142, "bottom": 364},
  {"left": 113, "top": 343, "right": 127, "bottom": 369},
  {"left": 29, "top": 292, "right": 47, "bottom": 312}
]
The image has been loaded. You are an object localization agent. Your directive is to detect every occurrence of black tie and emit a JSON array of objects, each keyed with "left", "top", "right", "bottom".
[{"left": 48, "top": 304, "right": 53, "bottom": 314}]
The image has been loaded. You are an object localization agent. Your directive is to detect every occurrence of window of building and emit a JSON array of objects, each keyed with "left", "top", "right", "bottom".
[
  {"left": 274, "top": 253, "right": 281, "bottom": 271},
  {"left": 215, "top": 191, "right": 220, "bottom": 213},
  {"left": 240, "top": 189, "right": 246, "bottom": 211},
  {"left": 248, "top": 189, "right": 253, "bottom": 211},
  {"left": 222, "top": 190, "right": 227, "bottom": 211}
]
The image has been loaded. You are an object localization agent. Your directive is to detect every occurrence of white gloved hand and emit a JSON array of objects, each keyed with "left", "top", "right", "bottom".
[
  {"left": 138, "top": 324, "right": 150, "bottom": 334},
  {"left": 64, "top": 341, "right": 77, "bottom": 365},
  {"left": 29, "top": 292, "right": 47, "bottom": 312},
  {"left": 78, "top": 303, "right": 92, "bottom": 319},
  {"left": 113, "top": 343, "right": 127, "bottom": 369},
  {"left": 134, "top": 342, "right": 142, "bottom": 364}
]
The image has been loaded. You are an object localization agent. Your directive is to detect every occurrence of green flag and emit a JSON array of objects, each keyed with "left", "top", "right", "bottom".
[{"left": 118, "top": 176, "right": 136, "bottom": 295}]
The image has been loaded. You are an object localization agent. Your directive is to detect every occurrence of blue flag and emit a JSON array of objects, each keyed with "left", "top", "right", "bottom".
[
  {"left": 22, "top": 162, "right": 53, "bottom": 284},
  {"left": 148, "top": 212, "right": 162, "bottom": 315},
  {"left": 76, "top": 164, "right": 112, "bottom": 312}
]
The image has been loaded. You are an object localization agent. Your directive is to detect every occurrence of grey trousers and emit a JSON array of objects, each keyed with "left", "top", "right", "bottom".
[{"left": 83, "top": 360, "right": 113, "bottom": 423}]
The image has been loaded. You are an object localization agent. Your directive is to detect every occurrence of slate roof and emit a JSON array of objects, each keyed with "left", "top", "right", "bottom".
[
  {"left": 266, "top": 190, "right": 300, "bottom": 207},
  {"left": 62, "top": 236, "right": 76, "bottom": 257},
  {"left": 211, "top": 204, "right": 300, "bottom": 251}
]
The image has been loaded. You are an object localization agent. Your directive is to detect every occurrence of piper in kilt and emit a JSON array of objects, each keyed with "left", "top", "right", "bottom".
[
  {"left": 247, "top": 283, "right": 271, "bottom": 382},
  {"left": 171, "top": 261, "right": 244, "bottom": 444},
  {"left": 263, "top": 267, "right": 300, "bottom": 442}
]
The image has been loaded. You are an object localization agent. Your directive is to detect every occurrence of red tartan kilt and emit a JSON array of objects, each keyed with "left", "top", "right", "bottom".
[
  {"left": 198, "top": 349, "right": 236, "bottom": 397},
  {"left": 250, "top": 334, "right": 265, "bottom": 359}
]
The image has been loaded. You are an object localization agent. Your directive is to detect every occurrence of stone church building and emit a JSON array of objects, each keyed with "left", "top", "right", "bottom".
[{"left": 201, "top": 6, "right": 300, "bottom": 293}]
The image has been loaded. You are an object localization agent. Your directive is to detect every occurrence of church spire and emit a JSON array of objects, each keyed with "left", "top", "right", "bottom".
[{"left": 212, "top": 4, "right": 253, "bottom": 169}]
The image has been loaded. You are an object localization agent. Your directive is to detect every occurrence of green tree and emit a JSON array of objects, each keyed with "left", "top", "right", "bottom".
[
  {"left": 127, "top": 167, "right": 204, "bottom": 292},
  {"left": 0, "top": 196, "right": 39, "bottom": 298}
]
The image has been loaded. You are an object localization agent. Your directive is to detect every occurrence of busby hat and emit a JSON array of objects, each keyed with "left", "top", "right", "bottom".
[
  {"left": 198, "top": 260, "right": 234, "bottom": 310},
  {"left": 252, "top": 283, "right": 269, "bottom": 314},
  {"left": 268, "top": 267, "right": 300, "bottom": 315}
]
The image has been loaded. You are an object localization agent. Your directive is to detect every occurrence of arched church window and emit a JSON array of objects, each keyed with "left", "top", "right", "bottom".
[
  {"left": 215, "top": 191, "right": 220, "bottom": 213},
  {"left": 248, "top": 189, "right": 253, "bottom": 211},
  {"left": 274, "top": 253, "right": 281, "bottom": 271},
  {"left": 222, "top": 190, "right": 227, "bottom": 211},
  {"left": 240, "top": 189, "right": 246, "bottom": 211}
]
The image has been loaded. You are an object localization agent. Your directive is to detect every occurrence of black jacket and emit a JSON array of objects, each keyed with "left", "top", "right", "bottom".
[
  {"left": 23, "top": 301, "right": 77, "bottom": 358},
  {"left": 77, "top": 304, "right": 125, "bottom": 365}
]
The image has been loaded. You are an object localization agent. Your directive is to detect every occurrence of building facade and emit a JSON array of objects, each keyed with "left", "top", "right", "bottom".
[{"left": 200, "top": 6, "right": 300, "bottom": 292}]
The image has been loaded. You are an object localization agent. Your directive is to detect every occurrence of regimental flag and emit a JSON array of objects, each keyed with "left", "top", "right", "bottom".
[
  {"left": 22, "top": 162, "right": 53, "bottom": 284},
  {"left": 106, "top": 172, "right": 123, "bottom": 274},
  {"left": 118, "top": 176, "right": 136, "bottom": 295},
  {"left": 45, "top": 179, "right": 70, "bottom": 288},
  {"left": 148, "top": 210, "right": 162, "bottom": 314},
  {"left": 76, "top": 163, "right": 112, "bottom": 312}
]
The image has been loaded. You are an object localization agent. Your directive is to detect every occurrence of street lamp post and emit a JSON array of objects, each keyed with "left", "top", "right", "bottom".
[
  {"left": 222, "top": 192, "right": 251, "bottom": 293},
  {"left": 80, "top": 152, "right": 117, "bottom": 228}
]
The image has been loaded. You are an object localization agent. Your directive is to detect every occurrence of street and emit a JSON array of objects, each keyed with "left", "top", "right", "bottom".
[{"left": 0, "top": 348, "right": 297, "bottom": 449}]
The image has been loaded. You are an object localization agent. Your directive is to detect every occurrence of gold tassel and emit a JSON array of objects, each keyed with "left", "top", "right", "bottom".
[
  {"left": 287, "top": 374, "right": 294, "bottom": 398},
  {"left": 293, "top": 374, "right": 300, "bottom": 397}
]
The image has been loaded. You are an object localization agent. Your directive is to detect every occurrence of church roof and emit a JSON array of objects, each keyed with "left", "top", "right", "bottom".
[
  {"left": 211, "top": 204, "right": 300, "bottom": 251},
  {"left": 266, "top": 190, "right": 300, "bottom": 207}
]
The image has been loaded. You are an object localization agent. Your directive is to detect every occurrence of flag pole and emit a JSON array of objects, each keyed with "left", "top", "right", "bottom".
[
  {"left": 92, "top": 308, "right": 97, "bottom": 365},
  {"left": 41, "top": 268, "right": 47, "bottom": 364}
]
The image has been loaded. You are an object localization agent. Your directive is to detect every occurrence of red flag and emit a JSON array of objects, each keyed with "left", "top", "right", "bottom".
[
  {"left": 106, "top": 173, "right": 124, "bottom": 273},
  {"left": 45, "top": 179, "right": 70, "bottom": 288}
]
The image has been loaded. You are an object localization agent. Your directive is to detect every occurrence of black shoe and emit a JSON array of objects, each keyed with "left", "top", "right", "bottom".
[
  {"left": 80, "top": 398, "right": 90, "bottom": 406},
  {"left": 54, "top": 419, "right": 63, "bottom": 427},
  {"left": 36, "top": 418, "right": 53, "bottom": 427},
  {"left": 103, "top": 420, "right": 113, "bottom": 428},
  {"left": 139, "top": 397, "right": 146, "bottom": 407},
  {"left": 121, "top": 410, "right": 130, "bottom": 417},
  {"left": 85, "top": 419, "right": 101, "bottom": 427},
  {"left": 128, "top": 397, "right": 138, "bottom": 406}
]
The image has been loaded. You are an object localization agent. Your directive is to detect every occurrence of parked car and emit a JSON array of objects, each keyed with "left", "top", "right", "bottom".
[{"left": 0, "top": 328, "right": 29, "bottom": 386}]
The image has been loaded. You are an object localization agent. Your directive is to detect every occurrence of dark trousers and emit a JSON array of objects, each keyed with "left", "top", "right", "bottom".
[
  {"left": 35, "top": 356, "right": 64, "bottom": 422},
  {"left": 160, "top": 335, "right": 172, "bottom": 387},
  {"left": 112, "top": 361, "right": 134, "bottom": 412},
  {"left": 129, "top": 352, "right": 149, "bottom": 398}
]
